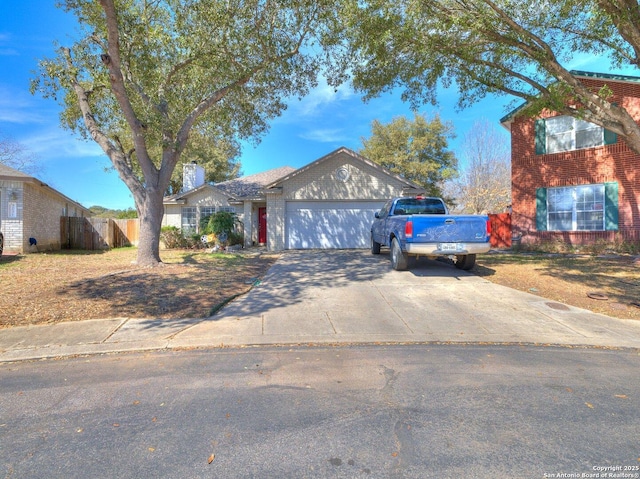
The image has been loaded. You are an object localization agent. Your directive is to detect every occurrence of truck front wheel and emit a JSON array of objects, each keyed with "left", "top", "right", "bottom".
[
  {"left": 371, "top": 233, "right": 381, "bottom": 255},
  {"left": 454, "top": 254, "right": 476, "bottom": 270},
  {"left": 391, "top": 237, "right": 408, "bottom": 271}
]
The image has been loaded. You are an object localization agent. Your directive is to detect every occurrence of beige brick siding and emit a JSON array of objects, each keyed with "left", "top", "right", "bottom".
[
  {"left": 0, "top": 181, "right": 24, "bottom": 252},
  {"left": 24, "top": 183, "right": 81, "bottom": 252},
  {"left": 267, "top": 151, "right": 410, "bottom": 251},
  {"left": 0, "top": 181, "right": 86, "bottom": 253},
  {"left": 162, "top": 204, "right": 182, "bottom": 229},
  {"left": 162, "top": 186, "right": 244, "bottom": 235}
]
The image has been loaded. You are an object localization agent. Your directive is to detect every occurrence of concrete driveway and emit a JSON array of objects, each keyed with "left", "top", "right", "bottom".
[
  {"left": 2, "top": 250, "right": 640, "bottom": 362},
  {"left": 175, "top": 250, "right": 640, "bottom": 349}
]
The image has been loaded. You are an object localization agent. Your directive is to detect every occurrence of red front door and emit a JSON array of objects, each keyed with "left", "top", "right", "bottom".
[{"left": 258, "top": 207, "right": 267, "bottom": 244}]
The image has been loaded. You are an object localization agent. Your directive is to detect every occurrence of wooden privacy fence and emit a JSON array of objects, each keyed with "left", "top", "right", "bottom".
[
  {"left": 488, "top": 213, "right": 512, "bottom": 249},
  {"left": 61, "top": 217, "right": 140, "bottom": 250}
]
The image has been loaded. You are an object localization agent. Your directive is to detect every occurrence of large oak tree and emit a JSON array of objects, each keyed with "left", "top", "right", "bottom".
[
  {"left": 32, "top": 0, "right": 348, "bottom": 266},
  {"left": 346, "top": 0, "right": 640, "bottom": 155}
]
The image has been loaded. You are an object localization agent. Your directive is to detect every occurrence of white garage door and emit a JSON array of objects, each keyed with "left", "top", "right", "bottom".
[{"left": 286, "top": 201, "right": 384, "bottom": 249}]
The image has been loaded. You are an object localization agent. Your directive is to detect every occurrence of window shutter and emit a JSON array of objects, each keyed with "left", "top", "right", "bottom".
[
  {"left": 604, "top": 129, "right": 617, "bottom": 145},
  {"left": 536, "top": 187, "right": 547, "bottom": 231},
  {"left": 534, "top": 119, "right": 546, "bottom": 154},
  {"left": 604, "top": 182, "right": 619, "bottom": 231},
  {"left": 604, "top": 103, "right": 618, "bottom": 145}
]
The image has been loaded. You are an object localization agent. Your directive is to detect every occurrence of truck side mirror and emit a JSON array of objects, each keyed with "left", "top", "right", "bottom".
[{"left": 375, "top": 212, "right": 380, "bottom": 218}]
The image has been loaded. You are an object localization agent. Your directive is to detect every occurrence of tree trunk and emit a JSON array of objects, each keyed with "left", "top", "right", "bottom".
[{"left": 135, "top": 187, "right": 165, "bottom": 267}]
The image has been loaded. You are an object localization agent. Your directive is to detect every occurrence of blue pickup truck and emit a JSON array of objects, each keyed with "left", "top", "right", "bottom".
[{"left": 371, "top": 196, "right": 491, "bottom": 271}]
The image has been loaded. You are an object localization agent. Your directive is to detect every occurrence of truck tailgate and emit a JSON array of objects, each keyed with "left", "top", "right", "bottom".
[{"left": 408, "top": 215, "right": 489, "bottom": 243}]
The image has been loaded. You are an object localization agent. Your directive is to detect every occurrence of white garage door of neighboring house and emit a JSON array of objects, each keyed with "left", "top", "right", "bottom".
[{"left": 286, "top": 201, "right": 385, "bottom": 249}]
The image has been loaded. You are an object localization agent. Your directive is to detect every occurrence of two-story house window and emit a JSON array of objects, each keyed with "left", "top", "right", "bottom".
[
  {"left": 535, "top": 115, "right": 617, "bottom": 154},
  {"left": 536, "top": 182, "right": 619, "bottom": 232}
]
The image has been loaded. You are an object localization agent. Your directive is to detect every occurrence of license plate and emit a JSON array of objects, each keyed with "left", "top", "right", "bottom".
[{"left": 439, "top": 243, "right": 459, "bottom": 252}]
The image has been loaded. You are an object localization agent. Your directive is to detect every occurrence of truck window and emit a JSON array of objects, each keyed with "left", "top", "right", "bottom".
[
  {"left": 395, "top": 198, "right": 446, "bottom": 215},
  {"left": 378, "top": 201, "right": 392, "bottom": 218}
]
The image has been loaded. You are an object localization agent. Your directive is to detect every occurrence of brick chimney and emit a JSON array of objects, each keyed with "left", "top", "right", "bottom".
[{"left": 182, "top": 162, "right": 205, "bottom": 192}]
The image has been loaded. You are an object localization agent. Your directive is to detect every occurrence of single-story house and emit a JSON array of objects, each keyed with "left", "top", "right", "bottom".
[
  {"left": 163, "top": 147, "right": 422, "bottom": 250},
  {"left": 0, "top": 163, "right": 91, "bottom": 254},
  {"left": 500, "top": 70, "right": 640, "bottom": 247}
]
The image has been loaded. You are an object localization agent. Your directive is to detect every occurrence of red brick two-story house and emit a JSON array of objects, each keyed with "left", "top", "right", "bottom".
[{"left": 501, "top": 71, "right": 640, "bottom": 248}]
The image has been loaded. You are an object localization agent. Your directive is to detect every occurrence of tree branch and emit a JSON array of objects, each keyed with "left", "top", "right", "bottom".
[
  {"left": 61, "top": 47, "right": 146, "bottom": 201},
  {"left": 98, "top": 0, "right": 157, "bottom": 185}
]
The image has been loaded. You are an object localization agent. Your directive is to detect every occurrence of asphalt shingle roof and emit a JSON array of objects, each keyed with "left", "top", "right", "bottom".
[
  {"left": 0, "top": 162, "right": 32, "bottom": 179},
  {"left": 214, "top": 166, "right": 296, "bottom": 198}
]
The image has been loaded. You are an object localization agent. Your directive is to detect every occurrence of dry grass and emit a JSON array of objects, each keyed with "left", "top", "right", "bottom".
[
  {"left": 474, "top": 252, "right": 640, "bottom": 321},
  {"left": 1, "top": 248, "right": 638, "bottom": 328},
  {"left": 0, "top": 248, "right": 279, "bottom": 328}
]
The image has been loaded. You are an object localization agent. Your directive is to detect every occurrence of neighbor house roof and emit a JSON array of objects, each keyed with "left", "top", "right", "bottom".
[
  {"left": 0, "top": 162, "right": 33, "bottom": 180},
  {"left": 0, "top": 162, "right": 90, "bottom": 214},
  {"left": 499, "top": 70, "right": 640, "bottom": 129}
]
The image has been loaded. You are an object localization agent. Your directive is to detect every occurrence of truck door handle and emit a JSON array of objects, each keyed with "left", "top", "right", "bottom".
[{"left": 445, "top": 219, "right": 455, "bottom": 224}]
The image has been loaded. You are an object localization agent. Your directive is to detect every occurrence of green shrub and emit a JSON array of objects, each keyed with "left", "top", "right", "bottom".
[
  {"left": 203, "top": 211, "right": 237, "bottom": 236},
  {"left": 227, "top": 231, "right": 244, "bottom": 246},
  {"left": 160, "top": 226, "right": 185, "bottom": 249}
]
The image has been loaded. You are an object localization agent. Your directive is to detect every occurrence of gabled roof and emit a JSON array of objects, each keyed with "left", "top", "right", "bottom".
[
  {"left": 0, "top": 162, "right": 32, "bottom": 180},
  {"left": 0, "top": 162, "right": 90, "bottom": 214},
  {"left": 216, "top": 166, "right": 296, "bottom": 199},
  {"left": 499, "top": 70, "right": 640, "bottom": 128},
  {"left": 164, "top": 165, "right": 296, "bottom": 203},
  {"left": 264, "top": 146, "right": 422, "bottom": 190}
]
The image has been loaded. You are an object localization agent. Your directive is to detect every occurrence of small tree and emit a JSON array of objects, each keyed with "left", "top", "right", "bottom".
[
  {"left": 451, "top": 119, "right": 511, "bottom": 214},
  {"left": 359, "top": 113, "right": 458, "bottom": 198},
  {"left": 0, "top": 132, "right": 41, "bottom": 176}
]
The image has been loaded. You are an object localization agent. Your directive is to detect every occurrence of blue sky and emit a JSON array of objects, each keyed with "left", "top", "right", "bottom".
[{"left": 0, "top": 1, "right": 622, "bottom": 210}]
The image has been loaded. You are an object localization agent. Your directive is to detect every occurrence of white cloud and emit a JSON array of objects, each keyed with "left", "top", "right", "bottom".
[
  {"left": 23, "top": 128, "right": 104, "bottom": 161},
  {"left": 284, "top": 79, "right": 355, "bottom": 119},
  {"left": 0, "top": 33, "right": 18, "bottom": 56},
  {"left": 299, "top": 127, "right": 349, "bottom": 143},
  {"left": 0, "top": 85, "right": 47, "bottom": 124}
]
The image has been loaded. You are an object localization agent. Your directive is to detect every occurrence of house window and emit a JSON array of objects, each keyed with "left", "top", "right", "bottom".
[
  {"left": 535, "top": 116, "right": 617, "bottom": 154},
  {"left": 547, "top": 185, "right": 604, "bottom": 231},
  {"left": 536, "top": 182, "right": 618, "bottom": 232},
  {"left": 217, "top": 206, "right": 236, "bottom": 214},
  {"left": 181, "top": 207, "right": 197, "bottom": 234},
  {"left": 8, "top": 202, "right": 18, "bottom": 218},
  {"left": 201, "top": 207, "right": 216, "bottom": 218}
]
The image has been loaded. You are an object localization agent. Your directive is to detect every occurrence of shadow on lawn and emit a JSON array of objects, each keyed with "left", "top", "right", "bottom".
[{"left": 63, "top": 253, "right": 277, "bottom": 319}]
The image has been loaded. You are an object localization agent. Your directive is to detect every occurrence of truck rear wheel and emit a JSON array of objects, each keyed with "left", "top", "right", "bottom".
[
  {"left": 391, "top": 237, "right": 408, "bottom": 271},
  {"left": 454, "top": 254, "right": 476, "bottom": 270}
]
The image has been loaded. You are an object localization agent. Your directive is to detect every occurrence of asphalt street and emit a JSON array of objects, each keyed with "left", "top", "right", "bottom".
[{"left": 1, "top": 344, "right": 639, "bottom": 479}]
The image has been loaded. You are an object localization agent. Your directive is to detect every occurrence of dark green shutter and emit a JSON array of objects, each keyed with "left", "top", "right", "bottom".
[
  {"left": 534, "top": 119, "right": 546, "bottom": 155},
  {"left": 536, "top": 187, "right": 548, "bottom": 231},
  {"left": 604, "top": 103, "right": 618, "bottom": 145},
  {"left": 604, "top": 129, "right": 617, "bottom": 145},
  {"left": 604, "top": 182, "right": 619, "bottom": 231}
]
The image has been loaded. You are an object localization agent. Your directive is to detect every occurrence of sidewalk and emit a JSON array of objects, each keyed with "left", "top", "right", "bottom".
[{"left": 2, "top": 251, "right": 639, "bottom": 362}]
